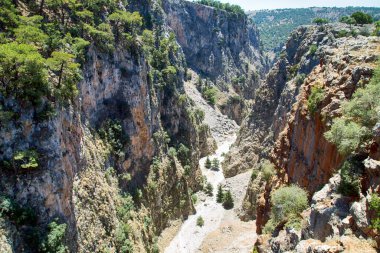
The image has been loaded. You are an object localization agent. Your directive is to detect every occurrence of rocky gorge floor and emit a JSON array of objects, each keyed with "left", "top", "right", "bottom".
[{"left": 158, "top": 73, "right": 257, "bottom": 252}]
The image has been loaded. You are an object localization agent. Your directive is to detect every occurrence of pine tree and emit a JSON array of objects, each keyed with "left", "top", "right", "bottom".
[
  {"left": 216, "top": 185, "right": 224, "bottom": 203},
  {"left": 212, "top": 158, "right": 219, "bottom": 171},
  {"left": 205, "top": 157, "right": 212, "bottom": 169},
  {"left": 205, "top": 183, "right": 213, "bottom": 196},
  {"left": 223, "top": 190, "right": 234, "bottom": 210}
]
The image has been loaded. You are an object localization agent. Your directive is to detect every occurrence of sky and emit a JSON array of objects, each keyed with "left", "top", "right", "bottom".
[{"left": 216, "top": 0, "right": 380, "bottom": 11}]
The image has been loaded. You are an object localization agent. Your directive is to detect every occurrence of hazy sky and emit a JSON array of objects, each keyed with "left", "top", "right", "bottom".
[{"left": 216, "top": 0, "right": 380, "bottom": 11}]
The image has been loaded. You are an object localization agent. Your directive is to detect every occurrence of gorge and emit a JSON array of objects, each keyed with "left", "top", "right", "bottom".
[{"left": 0, "top": 0, "right": 380, "bottom": 253}]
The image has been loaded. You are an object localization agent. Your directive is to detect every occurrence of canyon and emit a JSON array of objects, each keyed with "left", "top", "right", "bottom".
[{"left": 0, "top": 0, "right": 380, "bottom": 253}]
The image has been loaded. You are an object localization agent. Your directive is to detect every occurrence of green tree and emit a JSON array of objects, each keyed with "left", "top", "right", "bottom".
[
  {"left": 351, "top": 11, "right": 373, "bottom": 25},
  {"left": 40, "top": 219, "right": 68, "bottom": 253},
  {"left": 369, "top": 193, "right": 380, "bottom": 231},
  {"left": 0, "top": 0, "right": 19, "bottom": 31},
  {"left": 0, "top": 42, "right": 48, "bottom": 104},
  {"left": 216, "top": 184, "right": 224, "bottom": 203},
  {"left": 47, "top": 51, "right": 81, "bottom": 101},
  {"left": 196, "top": 216, "right": 204, "bottom": 227},
  {"left": 223, "top": 190, "right": 234, "bottom": 209},
  {"left": 307, "top": 85, "right": 325, "bottom": 114},
  {"left": 205, "top": 182, "right": 213, "bottom": 196},
  {"left": 212, "top": 158, "right": 220, "bottom": 171},
  {"left": 108, "top": 10, "right": 143, "bottom": 40},
  {"left": 14, "top": 16, "right": 48, "bottom": 47},
  {"left": 264, "top": 185, "right": 308, "bottom": 233},
  {"left": 313, "top": 18, "right": 329, "bottom": 25},
  {"left": 205, "top": 157, "right": 212, "bottom": 169},
  {"left": 340, "top": 16, "right": 356, "bottom": 28}
]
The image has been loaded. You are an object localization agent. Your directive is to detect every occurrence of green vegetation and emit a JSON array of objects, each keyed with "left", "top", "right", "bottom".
[
  {"left": 351, "top": 11, "right": 373, "bottom": 25},
  {"left": 337, "top": 158, "right": 363, "bottom": 197},
  {"left": 374, "top": 21, "right": 380, "bottom": 36},
  {"left": 222, "top": 190, "right": 234, "bottom": 209},
  {"left": 98, "top": 120, "right": 128, "bottom": 157},
  {"left": 0, "top": 0, "right": 150, "bottom": 120},
  {"left": 340, "top": 16, "right": 356, "bottom": 27},
  {"left": 313, "top": 18, "right": 329, "bottom": 25},
  {"left": 195, "top": 0, "right": 245, "bottom": 16},
  {"left": 205, "top": 182, "right": 213, "bottom": 196},
  {"left": 205, "top": 157, "right": 212, "bottom": 169},
  {"left": 177, "top": 143, "right": 190, "bottom": 167},
  {"left": 325, "top": 62, "right": 380, "bottom": 155},
  {"left": 264, "top": 185, "right": 308, "bottom": 233},
  {"left": 13, "top": 149, "right": 39, "bottom": 169},
  {"left": 0, "top": 195, "right": 37, "bottom": 226},
  {"left": 40, "top": 219, "right": 68, "bottom": 253},
  {"left": 196, "top": 216, "right": 204, "bottom": 227},
  {"left": 307, "top": 85, "right": 325, "bottom": 115},
  {"left": 201, "top": 86, "right": 218, "bottom": 105},
  {"left": 250, "top": 7, "right": 380, "bottom": 53},
  {"left": 216, "top": 185, "right": 224, "bottom": 203},
  {"left": 369, "top": 193, "right": 380, "bottom": 231},
  {"left": 309, "top": 45, "right": 318, "bottom": 55},
  {"left": 261, "top": 160, "right": 275, "bottom": 182},
  {"left": 212, "top": 158, "right": 220, "bottom": 171},
  {"left": 115, "top": 193, "right": 135, "bottom": 253}
]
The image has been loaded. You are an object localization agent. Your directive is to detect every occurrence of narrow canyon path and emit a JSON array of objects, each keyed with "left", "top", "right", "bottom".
[{"left": 159, "top": 75, "right": 257, "bottom": 253}]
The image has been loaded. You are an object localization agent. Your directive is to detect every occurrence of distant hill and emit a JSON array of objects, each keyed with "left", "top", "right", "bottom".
[{"left": 249, "top": 7, "right": 380, "bottom": 53}]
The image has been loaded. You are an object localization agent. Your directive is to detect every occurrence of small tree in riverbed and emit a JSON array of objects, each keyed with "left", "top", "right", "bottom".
[
  {"left": 205, "top": 157, "right": 212, "bottom": 169},
  {"left": 223, "top": 190, "right": 234, "bottom": 209},
  {"left": 212, "top": 158, "right": 219, "bottom": 171},
  {"left": 216, "top": 185, "right": 224, "bottom": 203},
  {"left": 205, "top": 183, "right": 213, "bottom": 196},
  {"left": 196, "top": 216, "right": 204, "bottom": 227}
]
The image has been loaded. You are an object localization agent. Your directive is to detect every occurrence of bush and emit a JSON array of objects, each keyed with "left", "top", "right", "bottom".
[
  {"left": 309, "top": 45, "right": 318, "bottom": 55},
  {"left": 313, "top": 18, "right": 329, "bottom": 25},
  {"left": 266, "top": 185, "right": 308, "bottom": 232},
  {"left": 324, "top": 62, "right": 379, "bottom": 155},
  {"left": 223, "top": 190, "right": 234, "bottom": 209},
  {"left": 40, "top": 219, "right": 67, "bottom": 253},
  {"left": 351, "top": 11, "right": 373, "bottom": 25},
  {"left": 295, "top": 74, "right": 306, "bottom": 86},
  {"left": 307, "top": 85, "right": 324, "bottom": 115},
  {"left": 369, "top": 193, "right": 380, "bottom": 231},
  {"left": 196, "top": 216, "right": 204, "bottom": 227},
  {"left": 13, "top": 149, "right": 39, "bottom": 169},
  {"left": 261, "top": 160, "right": 275, "bottom": 182},
  {"left": 202, "top": 86, "right": 218, "bottom": 105}
]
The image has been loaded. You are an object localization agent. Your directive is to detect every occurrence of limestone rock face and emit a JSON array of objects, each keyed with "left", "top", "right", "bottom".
[
  {"left": 162, "top": 0, "right": 266, "bottom": 99},
  {"left": 236, "top": 24, "right": 380, "bottom": 228}
]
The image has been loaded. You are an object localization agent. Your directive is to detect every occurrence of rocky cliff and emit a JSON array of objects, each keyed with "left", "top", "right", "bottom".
[
  {"left": 162, "top": 0, "right": 267, "bottom": 123},
  {"left": 231, "top": 23, "right": 380, "bottom": 252},
  {"left": 0, "top": 0, "right": 220, "bottom": 252}
]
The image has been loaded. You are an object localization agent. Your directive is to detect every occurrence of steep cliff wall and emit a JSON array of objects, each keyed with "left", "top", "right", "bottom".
[
  {"left": 162, "top": 0, "right": 265, "bottom": 98},
  {"left": 0, "top": 0, "right": 217, "bottom": 252}
]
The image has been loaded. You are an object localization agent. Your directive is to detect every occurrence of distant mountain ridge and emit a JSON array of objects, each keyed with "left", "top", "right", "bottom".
[{"left": 249, "top": 7, "right": 380, "bottom": 53}]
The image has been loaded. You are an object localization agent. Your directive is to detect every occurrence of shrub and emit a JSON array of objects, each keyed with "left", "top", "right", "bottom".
[
  {"left": 13, "top": 149, "right": 39, "bottom": 169},
  {"left": 177, "top": 143, "right": 190, "bottom": 166},
  {"left": 313, "top": 18, "right": 329, "bottom": 25},
  {"left": 351, "top": 11, "right": 373, "bottom": 25},
  {"left": 261, "top": 160, "right": 275, "bottom": 182},
  {"left": 266, "top": 185, "right": 308, "bottom": 232},
  {"left": 202, "top": 86, "right": 218, "bottom": 105},
  {"left": 337, "top": 158, "right": 363, "bottom": 197},
  {"left": 191, "top": 194, "right": 198, "bottom": 204},
  {"left": 309, "top": 45, "right": 318, "bottom": 55},
  {"left": 369, "top": 193, "right": 380, "bottom": 231},
  {"left": 40, "top": 219, "right": 67, "bottom": 253},
  {"left": 307, "top": 85, "right": 324, "bottom": 115},
  {"left": 288, "top": 64, "right": 299, "bottom": 79},
  {"left": 324, "top": 62, "right": 379, "bottom": 155},
  {"left": 196, "top": 216, "right": 204, "bottom": 227},
  {"left": 223, "top": 190, "right": 234, "bottom": 209},
  {"left": 340, "top": 16, "right": 356, "bottom": 27},
  {"left": 251, "top": 170, "right": 259, "bottom": 180},
  {"left": 0, "top": 195, "right": 37, "bottom": 226},
  {"left": 98, "top": 120, "right": 128, "bottom": 157}
]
